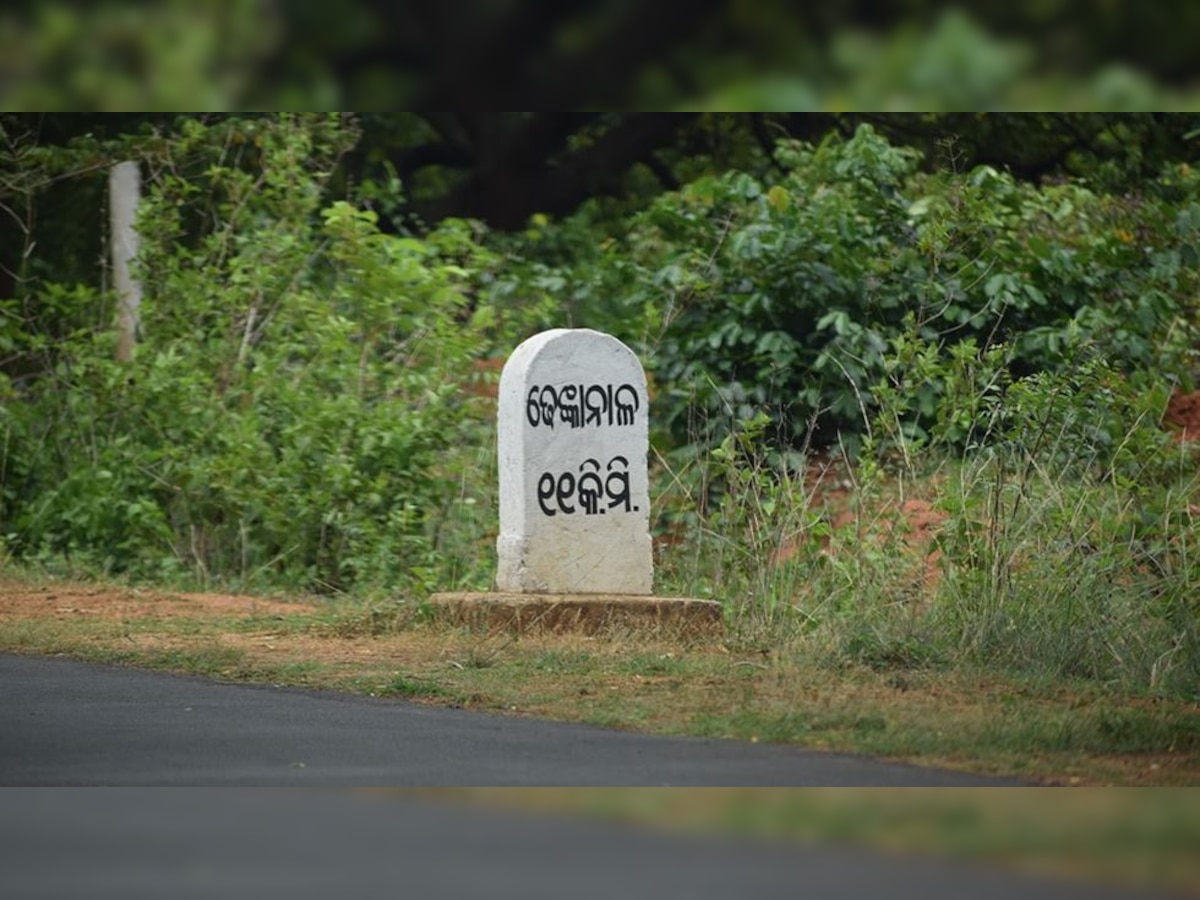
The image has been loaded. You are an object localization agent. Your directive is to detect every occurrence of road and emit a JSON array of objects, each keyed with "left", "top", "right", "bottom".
[
  {"left": 0, "top": 652, "right": 1006, "bottom": 786},
  {"left": 0, "top": 789, "right": 1174, "bottom": 900},
  {"left": 2, "top": 653, "right": 1179, "bottom": 899}
]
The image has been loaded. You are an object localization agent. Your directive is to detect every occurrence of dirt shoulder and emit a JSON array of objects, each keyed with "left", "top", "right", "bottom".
[{"left": 0, "top": 581, "right": 319, "bottom": 621}]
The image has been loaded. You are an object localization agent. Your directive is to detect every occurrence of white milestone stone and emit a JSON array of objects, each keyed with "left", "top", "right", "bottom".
[{"left": 496, "top": 328, "right": 653, "bottom": 594}]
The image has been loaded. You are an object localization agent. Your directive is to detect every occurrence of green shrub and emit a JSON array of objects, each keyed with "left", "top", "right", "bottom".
[
  {"left": 517, "top": 124, "right": 1199, "bottom": 456},
  {"left": 2, "top": 115, "right": 496, "bottom": 593}
]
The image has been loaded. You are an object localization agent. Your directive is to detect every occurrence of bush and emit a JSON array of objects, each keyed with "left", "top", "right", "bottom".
[
  {"left": 519, "top": 124, "right": 1200, "bottom": 456},
  {"left": 650, "top": 331, "right": 1200, "bottom": 698},
  {"left": 2, "top": 115, "right": 496, "bottom": 593}
]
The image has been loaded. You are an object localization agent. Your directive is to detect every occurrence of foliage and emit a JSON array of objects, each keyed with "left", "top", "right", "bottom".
[
  {"left": 652, "top": 332, "right": 1199, "bottom": 698},
  {"left": 6, "top": 3, "right": 1200, "bottom": 112},
  {"left": 0, "top": 0, "right": 279, "bottom": 110},
  {"left": 1, "top": 115, "right": 496, "bottom": 593},
  {"left": 528, "top": 124, "right": 1200, "bottom": 456}
]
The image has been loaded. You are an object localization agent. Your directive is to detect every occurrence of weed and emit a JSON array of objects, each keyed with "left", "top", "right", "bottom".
[
  {"left": 647, "top": 329, "right": 1200, "bottom": 702},
  {"left": 532, "top": 649, "right": 597, "bottom": 675},
  {"left": 322, "top": 599, "right": 422, "bottom": 637},
  {"left": 379, "top": 674, "right": 455, "bottom": 700}
]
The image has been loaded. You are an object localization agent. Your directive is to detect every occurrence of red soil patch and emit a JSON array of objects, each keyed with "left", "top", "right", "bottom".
[
  {"left": 816, "top": 496, "right": 947, "bottom": 594},
  {"left": 771, "top": 452, "right": 948, "bottom": 593},
  {"left": 1164, "top": 390, "right": 1200, "bottom": 442}
]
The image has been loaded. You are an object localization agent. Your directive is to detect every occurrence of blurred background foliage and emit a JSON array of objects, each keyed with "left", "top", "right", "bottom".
[{"left": 2, "top": 0, "right": 1200, "bottom": 111}]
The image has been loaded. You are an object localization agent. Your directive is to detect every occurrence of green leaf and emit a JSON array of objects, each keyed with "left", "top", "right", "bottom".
[{"left": 906, "top": 196, "right": 933, "bottom": 218}]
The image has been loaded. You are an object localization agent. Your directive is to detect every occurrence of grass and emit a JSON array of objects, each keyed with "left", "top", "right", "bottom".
[{"left": 644, "top": 410, "right": 1200, "bottom": 705}]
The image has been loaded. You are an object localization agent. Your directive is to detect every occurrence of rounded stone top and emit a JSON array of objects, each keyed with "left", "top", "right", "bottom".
[{"left": 501, "top": 328, "right": 644, "bottom": 386}]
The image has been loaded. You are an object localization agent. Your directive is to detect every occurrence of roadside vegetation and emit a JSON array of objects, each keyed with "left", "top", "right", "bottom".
[{"left": 1, "top": 114, "right": 1198, "bottom": 785}]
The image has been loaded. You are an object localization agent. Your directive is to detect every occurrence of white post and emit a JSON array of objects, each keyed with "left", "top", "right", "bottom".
[{"left": 110, "top": 160, "right": 142, "bottom": 363}]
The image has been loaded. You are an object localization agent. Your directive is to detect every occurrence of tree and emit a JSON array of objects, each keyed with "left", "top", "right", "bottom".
[
  {"left": 5, "top": 2, "right": 1200, "bottom": 110},
  {"left": 358, "top": 113, "right": 1200, "bottom": 231}
]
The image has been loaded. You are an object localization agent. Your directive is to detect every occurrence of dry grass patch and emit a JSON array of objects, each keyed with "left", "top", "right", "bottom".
[{"left": 0, "top": 578, "right": 319, "bottom": 622}]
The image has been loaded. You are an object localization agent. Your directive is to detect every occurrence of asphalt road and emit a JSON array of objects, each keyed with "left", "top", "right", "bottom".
[
  {"left": 0, "top": 789, "right": 1175, "bottom": 900},
  {"left": 2, "top": 653, "right": 1179, "bottom": 900},
  {"left": 0, "top": 652, "right": 1009, "bottom": 786}
]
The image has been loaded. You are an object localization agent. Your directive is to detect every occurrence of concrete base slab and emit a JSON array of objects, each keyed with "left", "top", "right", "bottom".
[{"left": 426, "top": 592, "right": 724, "bottom": 637}]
